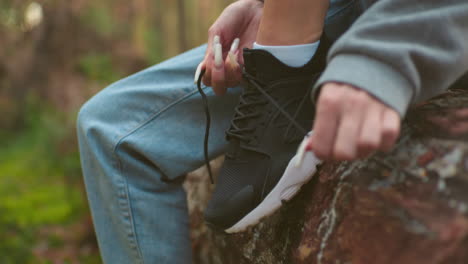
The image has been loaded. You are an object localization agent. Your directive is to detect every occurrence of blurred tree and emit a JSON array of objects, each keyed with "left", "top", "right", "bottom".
[{"left": 0, "top": 0, "right": 229, "bottom": 263}]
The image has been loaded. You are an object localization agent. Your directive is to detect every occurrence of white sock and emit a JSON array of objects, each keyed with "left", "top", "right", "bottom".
[{"left": 253, "top": 41, "right": 320, "bottom": 67}]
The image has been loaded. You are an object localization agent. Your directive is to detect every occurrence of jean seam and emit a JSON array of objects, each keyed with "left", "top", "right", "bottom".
[
  {"left": 112, "top": 86, "right": 211, "bottom": 263},
  {"left": 106, "top": 146, "right": 143, "bottom": 263}
]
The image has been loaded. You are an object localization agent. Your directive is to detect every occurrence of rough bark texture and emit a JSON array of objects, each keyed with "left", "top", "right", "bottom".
[{"left": 184, "top": 86, "right": 468, "bottom": 264}]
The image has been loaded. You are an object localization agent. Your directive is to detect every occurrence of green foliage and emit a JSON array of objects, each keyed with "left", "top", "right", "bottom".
[
  {"left": 144, "top": 27, "right": 164, "bottom": 64},
  {"left": 0, "top": 100, "right": 91, "bottom": 263},
  {"left": 0, "top": 0, "right": 229, "bottom": 262},
  {"left": 80, "top": 3, "right": 115, "bottom": 36},
  {"left": 0, "top": 2, "right": 19, "bottom": 29},
  {"left": 77, "top": 53, "right": 120, "bottom": 84}
]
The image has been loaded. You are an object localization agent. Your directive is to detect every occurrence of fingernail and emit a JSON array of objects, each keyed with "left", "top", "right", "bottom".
[
  {"left": 230, "top": 38, "right": 240, "bottom": 53},
  {"left": 212, "top": 35, "right": 220, "bottom": 54},
  {"left": 305, "top": 131, "right": 313, "bottom": 151},
  {"left": 227, "top": 52, "right": 239, "bottom": 68},
  {"left": 226, "top": 53, "right": 240, "bottom": 77},
  {"left": 214, "top": 43, "right": 222, "bottom": 68},
  {"left": 194, "top": 62, "right": 203, "bottom": 84}
]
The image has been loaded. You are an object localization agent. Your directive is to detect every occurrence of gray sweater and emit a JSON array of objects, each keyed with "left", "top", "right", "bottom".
[{"left": 315, "top": 0, "right": 468, "bottom": 116}]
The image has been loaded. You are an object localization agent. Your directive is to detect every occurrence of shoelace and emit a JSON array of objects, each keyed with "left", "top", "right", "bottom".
[
  {"left": 196, "top": 69, "right": 215, "bottom": 184},
  {"left": 225, "top": 80, "right": 268, "bottom": 145},
  {"left": 196, "top": 67, "right": 312, "bottom": 184},
  {"left": 240, "top": 70, "right": 310, "bottom": 136}
]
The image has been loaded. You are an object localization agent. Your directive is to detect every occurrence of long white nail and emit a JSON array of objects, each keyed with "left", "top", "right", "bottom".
[
  {"left": 212, "top": 35, "right": 220, "bottom": 53},
  {"left": 214, "top": 43, "right": 222, "bottom": 68},
  {"left": 194, "top": 62, "right": 203, "bottom": 84},
  {"left": 227, "top": 51, "right": 239, "bottom": 69},
  {"left": 214, "top": 35, "right": 220, "bottom": 45},
  {"left": 230, "top": 38, "right": 240, "bottom": 53}
]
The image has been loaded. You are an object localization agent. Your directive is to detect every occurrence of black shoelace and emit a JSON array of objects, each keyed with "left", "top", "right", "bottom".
[
  {"left": 196, "top": 69, "right": 215, "bottom": 184},
  {"left": 241, "top": 70, "right": 310, "bottom": 137},
  {"left": 196, "top": 68, "right": 311, "bottom": 184}
]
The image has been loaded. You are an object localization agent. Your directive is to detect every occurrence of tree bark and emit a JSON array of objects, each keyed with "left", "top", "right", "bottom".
[{"left": 185, "top": 85, "right": 468, "bottom": 264}]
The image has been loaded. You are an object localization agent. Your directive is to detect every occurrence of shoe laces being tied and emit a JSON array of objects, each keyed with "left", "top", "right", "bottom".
[
  {"left": 196, "top": 68, "right": 311, "bottom": 184},
  {"left": 224, "top": 73, "right": 269, "bottom": 147},
  {"left": 238, "top": 69, "right": 310, "bottom": 141}
]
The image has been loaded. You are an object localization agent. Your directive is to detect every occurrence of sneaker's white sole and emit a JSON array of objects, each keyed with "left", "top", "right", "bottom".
[{"left": 225, "top": 148, "right": 321, "bottom": 233}]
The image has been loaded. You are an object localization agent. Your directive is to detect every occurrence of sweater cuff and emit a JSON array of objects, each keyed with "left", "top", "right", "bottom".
[{"left": 312, "top": 54, "right": 414, "bottom": 117}]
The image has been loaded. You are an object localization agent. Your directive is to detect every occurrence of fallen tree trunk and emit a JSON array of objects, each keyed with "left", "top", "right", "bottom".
[{"left": 185, "top": 87, "right": 468, "bottom": 264}]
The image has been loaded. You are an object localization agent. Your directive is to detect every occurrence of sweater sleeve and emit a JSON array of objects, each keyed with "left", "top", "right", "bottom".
[{"left": 314, "top": 0, "right": 468, "bottom": 117}]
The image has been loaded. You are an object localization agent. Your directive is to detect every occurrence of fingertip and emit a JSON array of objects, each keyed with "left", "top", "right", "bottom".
[
  {"left": 314, "top": 150, "right": 330, "bottom": 161},
  {"left": 383, "top": 109, "right": 401, "bottom": 137},
  {"left": 212, "top": 63, "right": 226, "bottom": 95},
  {"left": 308, "top": 138, "right": 330, "bottom": 161},
  {"left": 333, "top": 148, "right": 356, "bottom": 161},
  {"left": 213, "top": 87, "right": 227, "bottom": 96},
  {"left": 202, "top": 70, "right": 212, "bottom": 87},
  {"left": 212, "top": 81, "right": 227, "bottom": 95},
  {"left": 225, "top": 53, "right": 241, "bottom": 87},
  {"left": 380, "top": 109, "right": 401, "bottom": 151},
  {"left": 305, "top": 139, "right": 312, "bottom": 152},
  {"left": 202, "top": 58, "right": 213, "bottom": 86}
]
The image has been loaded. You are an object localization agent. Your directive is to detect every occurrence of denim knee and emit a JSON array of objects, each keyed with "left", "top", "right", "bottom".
[{"left": 77, "top": 87, "right": 120, "bottom": 157}]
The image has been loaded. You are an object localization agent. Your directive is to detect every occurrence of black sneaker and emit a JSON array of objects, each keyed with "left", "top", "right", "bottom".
[{"left": 204, "top": 37, "right": 330, "bottom": 233}]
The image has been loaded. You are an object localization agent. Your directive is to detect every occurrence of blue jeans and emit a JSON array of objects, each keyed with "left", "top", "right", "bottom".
[{"left": 77, "top": 1, "right": 358, "bottom": 263}]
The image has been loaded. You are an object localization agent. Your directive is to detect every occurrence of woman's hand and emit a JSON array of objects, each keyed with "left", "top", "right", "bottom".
[
  {"left": 308, "top": 82, "right": 401, "bottom": 161},
  {"left": 197, "top": 0, "right": 263, "bottom": 95}
]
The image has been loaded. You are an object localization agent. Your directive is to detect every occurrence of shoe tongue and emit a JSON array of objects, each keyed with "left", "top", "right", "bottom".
[{"left": 242, "top": 48, "right": 320, "bottom": 83}]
